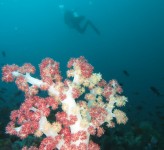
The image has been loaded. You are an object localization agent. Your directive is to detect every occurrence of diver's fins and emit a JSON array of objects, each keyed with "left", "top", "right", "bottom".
[{"left": 88, "top": 20, "right": 101, "bottom": 35}]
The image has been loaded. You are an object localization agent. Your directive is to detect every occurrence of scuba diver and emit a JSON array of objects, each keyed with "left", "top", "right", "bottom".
[{"left": 64, "top": 10, "right": 100, "bottom": 35}]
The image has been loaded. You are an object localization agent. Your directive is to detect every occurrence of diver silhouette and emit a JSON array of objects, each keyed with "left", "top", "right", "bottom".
[{"left": 64, "top": 10, "right": 100, "bottom": 35}]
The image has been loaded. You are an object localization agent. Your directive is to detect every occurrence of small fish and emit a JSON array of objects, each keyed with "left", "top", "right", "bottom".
[
  {"left": 135, "top": 105, "right": 143, "bottom": 111},
  {"left": 119, "top": 83, "right": 123, "bottom": 87},
  {"left": 1, "top": 51, "right": 6, "bottom": 57},
  {"left": 14, "top": 91, "right": 22, "bottom": 97},
  {"left": 150, "top": 86, "right": 162, "bottom": 96},
  {"left": 133, "top": 92, "right": 139, "bottom": 95},
  {"left": 123, "top": 70, "right": 129, "bottom": 77},
  {"left": 16, "top": 102, "right": 22, "bottom": 107}
]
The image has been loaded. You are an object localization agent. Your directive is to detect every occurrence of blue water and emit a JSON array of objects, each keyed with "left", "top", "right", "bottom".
[{"left": 0, "top": 0, "right": 164, "bottom": 149}]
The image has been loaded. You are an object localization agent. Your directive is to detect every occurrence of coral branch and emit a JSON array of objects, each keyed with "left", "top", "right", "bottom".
[{"left": 2, "top": 56, "right": 128, "bottom": 150}]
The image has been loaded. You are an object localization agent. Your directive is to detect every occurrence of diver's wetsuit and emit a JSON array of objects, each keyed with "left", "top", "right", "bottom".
[{"left": 64, "top": 10, "right": 100, "bottom": 35}]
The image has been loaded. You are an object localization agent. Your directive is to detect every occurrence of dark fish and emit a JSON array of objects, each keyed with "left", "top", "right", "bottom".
[
  {"left": 123, "top": 70, "right": 129, "bottom": 77},
  {"left": 119, "top": 83, "right": 123, "bottom": 86},
  {"left": 150, "top": 86, "right": 161, "bottom": 96},
  {"left": 133, "top": 92, "right": 139, "bottom": 95},
  {"left": 16, "top": 102, "right": 22, "bottom": 107},
  {"left": 135, "top": 105, "right": 143, "bottom": 111},
  {"left": 1, "top": 51, "right": 6, "bottom": 57},
  {"left": 14, "top": 91, "right": 22, "bottom": 97}
]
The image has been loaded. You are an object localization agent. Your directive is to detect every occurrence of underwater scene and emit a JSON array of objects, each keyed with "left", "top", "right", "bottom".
[{"left": 0, "top": 0, "right": 164, "bottom": 150}]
